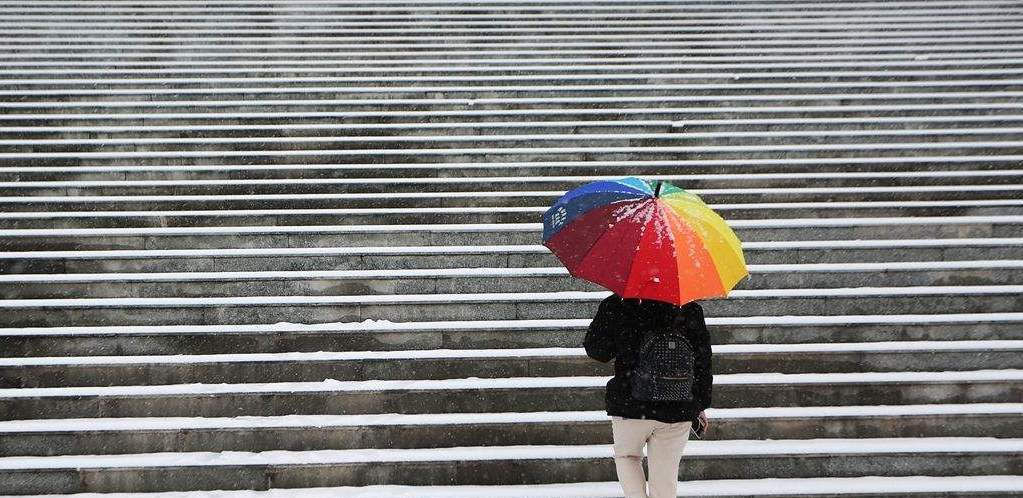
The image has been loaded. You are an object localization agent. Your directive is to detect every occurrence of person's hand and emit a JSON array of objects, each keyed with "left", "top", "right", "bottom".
[{"left": 697, "top": 410, "right": 709, "bottom": 433}]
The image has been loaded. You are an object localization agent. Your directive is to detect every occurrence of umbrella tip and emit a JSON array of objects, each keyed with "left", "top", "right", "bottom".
[{"left": 654, "top": 181, "right": 663, "bottom": 198}]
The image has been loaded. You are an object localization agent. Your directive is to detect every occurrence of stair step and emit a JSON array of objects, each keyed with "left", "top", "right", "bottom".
[
  {"left": 3, "top": 215, "right": 1021, "bottom": 251},
  {"left": 2, "top": 369, "right": 1020, "bottom": 419},
  {"left": 19, "top": 475, "right": 1018, "bottom": 498},
  {"left": 4, "top": 312, "right": 1022, "bottom": 355},
  {"left": 4, "top": 201, "right": 1023, "bottom": 230},
  {"left": 3, "top": 404, "right": 1021, "bottom": 456},
  {"left": 3, "top": 261, "right": 1021, "bottom": 298},
  {"left": 1, "top": 438, "right": 1021, "bottom": 493},
  {"left": 2, "top": 285, "right": 1021, "bottom": 326},
  {"left": 4, "top": 160, "right": 1019, "bottom": 183},
  {"left": 4, "top": 341, "right": 1022, "bottom": 387},
  {"left": 3, "top": 239, "right": 1022, "bottom": 274}
]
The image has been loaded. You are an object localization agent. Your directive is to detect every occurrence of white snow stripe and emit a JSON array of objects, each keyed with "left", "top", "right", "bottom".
[
  {"left": 4, "top": 44, "right": 1021, "bottom": 59},
  {"left": 3, "top": 59, "right": 1022, "bottom": 77},
  {"left": 12, "top": 184, "right": 1023, "bottom": 202},
  {"left": 5, "top": 21, "right": 1020, "bottom": 36},
  {"left": 6, "top": 53, "right": 1023, "bottom": 68},
  {"left": 1, "top": 199, "right": 1020, "bottom": 219},
  {"left": 2, "top": 438, "right": 1022, "bottom": 470},
  {"left": 7, "top": 128, "right": 1023, "bottom": 145},
  {"left": 1, "top": 285, "right": 1021, "bottom": 308},
  {"left": 2, "top": 313, "right": 1021, "bottom": 337},
  {"left": 7, "top": 12, "right": 1014, "bottom": 24},
  {"left": 4, "top": 103, "right": 1019, "bottom": 115},
  {"left": 4, "top": 114, "right": 1023, "bottom": 132},
  {"left": 5, "top": 37, "right": 1022, "bottom": 51},
  {"left": 0, "top": 238, "right": 1019, "bottom": 260},
  {"left": 2, "top": 404, "right": 1022, "bottom": 433},
  {"left": 3, "top": 370, "right": 1023, "bottom": 399},
  {"left": 4, "top": 91, "right": 1021, "bottom": 107},
  {"left": 4, "top": 142, "right": 1021, "bottom": 159},
  {"left": 2, "top": 260, "right": 1021, "bottom": 283},
  {"left": 21, "top": 477, "right": 1023, "bottom": 497},
  {"left": 12, "top": 79, "right": 1023, "bottom": 97},
  {"left": 1, "top": 0, "right": 1014, "bottom": 8},
  {"left": 3, "top": 161, "right": 1019, "bottom": 176},
  {"left": 4, "top": 341, "right": 1022, "bottom": 367},
  {"left": 24, "top": 476, "right": 1021, "bottom": 497},
  {"left": 1, "top": 215, "right": 1020, "bottom": 237}
]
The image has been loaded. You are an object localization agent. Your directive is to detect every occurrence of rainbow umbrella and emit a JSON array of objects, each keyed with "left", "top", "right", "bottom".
[{"left": 542, "top": 177, "right": 748, "bottom": 305}]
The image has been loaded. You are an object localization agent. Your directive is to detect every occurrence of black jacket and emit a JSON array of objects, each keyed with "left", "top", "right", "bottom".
[{"left": 584, "top": 295, "right": 713, "bottom": 424}]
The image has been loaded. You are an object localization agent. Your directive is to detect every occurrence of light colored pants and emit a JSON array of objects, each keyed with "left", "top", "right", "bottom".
[{"left": 611, "top": 416, "right": 692, "bottom": 498}]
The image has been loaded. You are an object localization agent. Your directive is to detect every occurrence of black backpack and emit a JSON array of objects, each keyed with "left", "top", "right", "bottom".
[{"left": 630, "top": 329, "right": 696, "bottom": 402}]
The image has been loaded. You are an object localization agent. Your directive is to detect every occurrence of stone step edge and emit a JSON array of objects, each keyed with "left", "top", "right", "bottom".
[
  {"left": 5, "top": 340, "right": 1023, "bottom": 367},
  {"left": 4, "top": 260, "right": 1022, "bottom": 283},
  {"left": 6, "top": 60, "right": 1023, "bottom": 75},
  {"left": 43, "top": 477, "right": 1023, "bottom": 498},
  {"left": 6, "top": 168, "right": 1020, "bottom": 183},
  {"left": 4, "top": 200, "right": 1020, "bottom": 220},
  {"left": 0, "top": 0, "right": 1011, "bottom": 9},
  {"left": 6, "top": 102, "right": 1020, "bottom": 118},
  {"left": 2, "top": 285, "right": 1022, "bottom": 308},
  {"left": 7, "top": 92, "right": 1023, "bottom": 111},
  {"left": 7, "top": 78, "right": 1023, "bottom": 97},
  {"left": 1, "top": 238, "right": 1020, "bottom": 260},
  {"left": 3, "top": 160, "right": 1018, "bottom": 176},
  {"left": 34, "top": 476, "right": 1019, "bottom": 498},
  {"left": 3, "top": 403, "right": 1022, "bottom": 433},
  {"left": 6, "top": 45, "right": 1022, "bottom": 61},
  {"left": 4, "top": 114, "right": 1023, "bottom": 132},
  {"left": 5, "top": 141, "right": 1023, "bottom": 160},
  {"left": 3, "top": 215, "right": 1021, "bottom": 237},
  {"left": 8, "top": 185, "right": 1023, "bottom": 201},
  {"left": 5, "top": 30, "right": 1022, "bottom": 43},
  {"left": 8, "top": 52, "right": 1023, "bottom": 69},
  {"left": 3, "top": 312, "right": 1021, "bottom": 336},
  {"left": 1, "top": 438, "right": 1021, "bottom": 471},
  {"left": 3, "top": 369, "right": 1022, "bottom": 398},
  {"left": 9, "top": 127, "right": 1023, "bottom": 145}
]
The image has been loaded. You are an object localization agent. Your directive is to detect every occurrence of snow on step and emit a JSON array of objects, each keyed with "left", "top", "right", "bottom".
[
  {"left": 2, "top": 438, "right": 1021, "bottom": 471},
  {"left": 3, "top": 215, "right": 1021, "bottom": 237},
  {"left": 5, "top": 102, "right": 1020, "bottom": 118},
  {"left": 2, "top": 238, "right": 1019, "bottom": 261},
  {"left": 4, "top": 260, "right": 1020, "bottom": 283},
  {"left": 5, "top": 141, "right": 1023, "bottom": 160},
  {"left": 4, "top": 200, "right": 1021, "bottom": 220},
  {"left": 3, "top": 370, "right": 1021, "bottom": 398},
  {"left": 10, "top": 79, "right": 1023, "bottom": 98},
  {"left": 4, "top": 114, "right": 1023, "bottom": 132},
  {"left": 2, "top": 286, "right": 1021, "bottom": 309},
  {"left": 4, "top": 340, "right": 1022, "bottom": 367},
  {"left": 6, "top": 185, "right": 1023, "bottom": 203},
  {"left": 3, "top": 312, "right": 1021, "bottom": 336},
  {"left": 4, "top": 156, "right": 1015, "bottom": 174},
  {"left": 28, "top": 476, "right": 1022, "bottom": 497},
  {"left": 3, "top": 404, "right": 1021, "bottom": 433},
  {"left": 6, "top": 96, "right": 1023, "bottom": 112}
]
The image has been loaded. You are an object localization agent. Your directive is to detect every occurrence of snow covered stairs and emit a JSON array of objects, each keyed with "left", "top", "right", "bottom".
[{"left": 2, "top": 0, "right": 1023, "bottom": 495}]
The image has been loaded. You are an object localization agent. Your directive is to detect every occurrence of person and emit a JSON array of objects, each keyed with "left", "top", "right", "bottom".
[{"left": 584, "top": 293, "right": 713, "bottom": 498}]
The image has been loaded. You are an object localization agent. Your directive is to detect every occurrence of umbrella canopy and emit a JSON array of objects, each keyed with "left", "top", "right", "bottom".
[{"left": 542, "top": 177, "right": 748, "bottom": 306}]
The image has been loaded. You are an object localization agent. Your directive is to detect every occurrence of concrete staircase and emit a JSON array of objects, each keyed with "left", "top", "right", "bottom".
[{"left": 1, "top": 0, "right": 1022, "bottom": 495}]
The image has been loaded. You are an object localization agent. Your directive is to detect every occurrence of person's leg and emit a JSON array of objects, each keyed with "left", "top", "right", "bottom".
[
  {"left": 645, "top": 420, "right": 692, "bottom": 498},
  {"left": 611, "top": 416, "right": 656, "bottom": 498}
]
